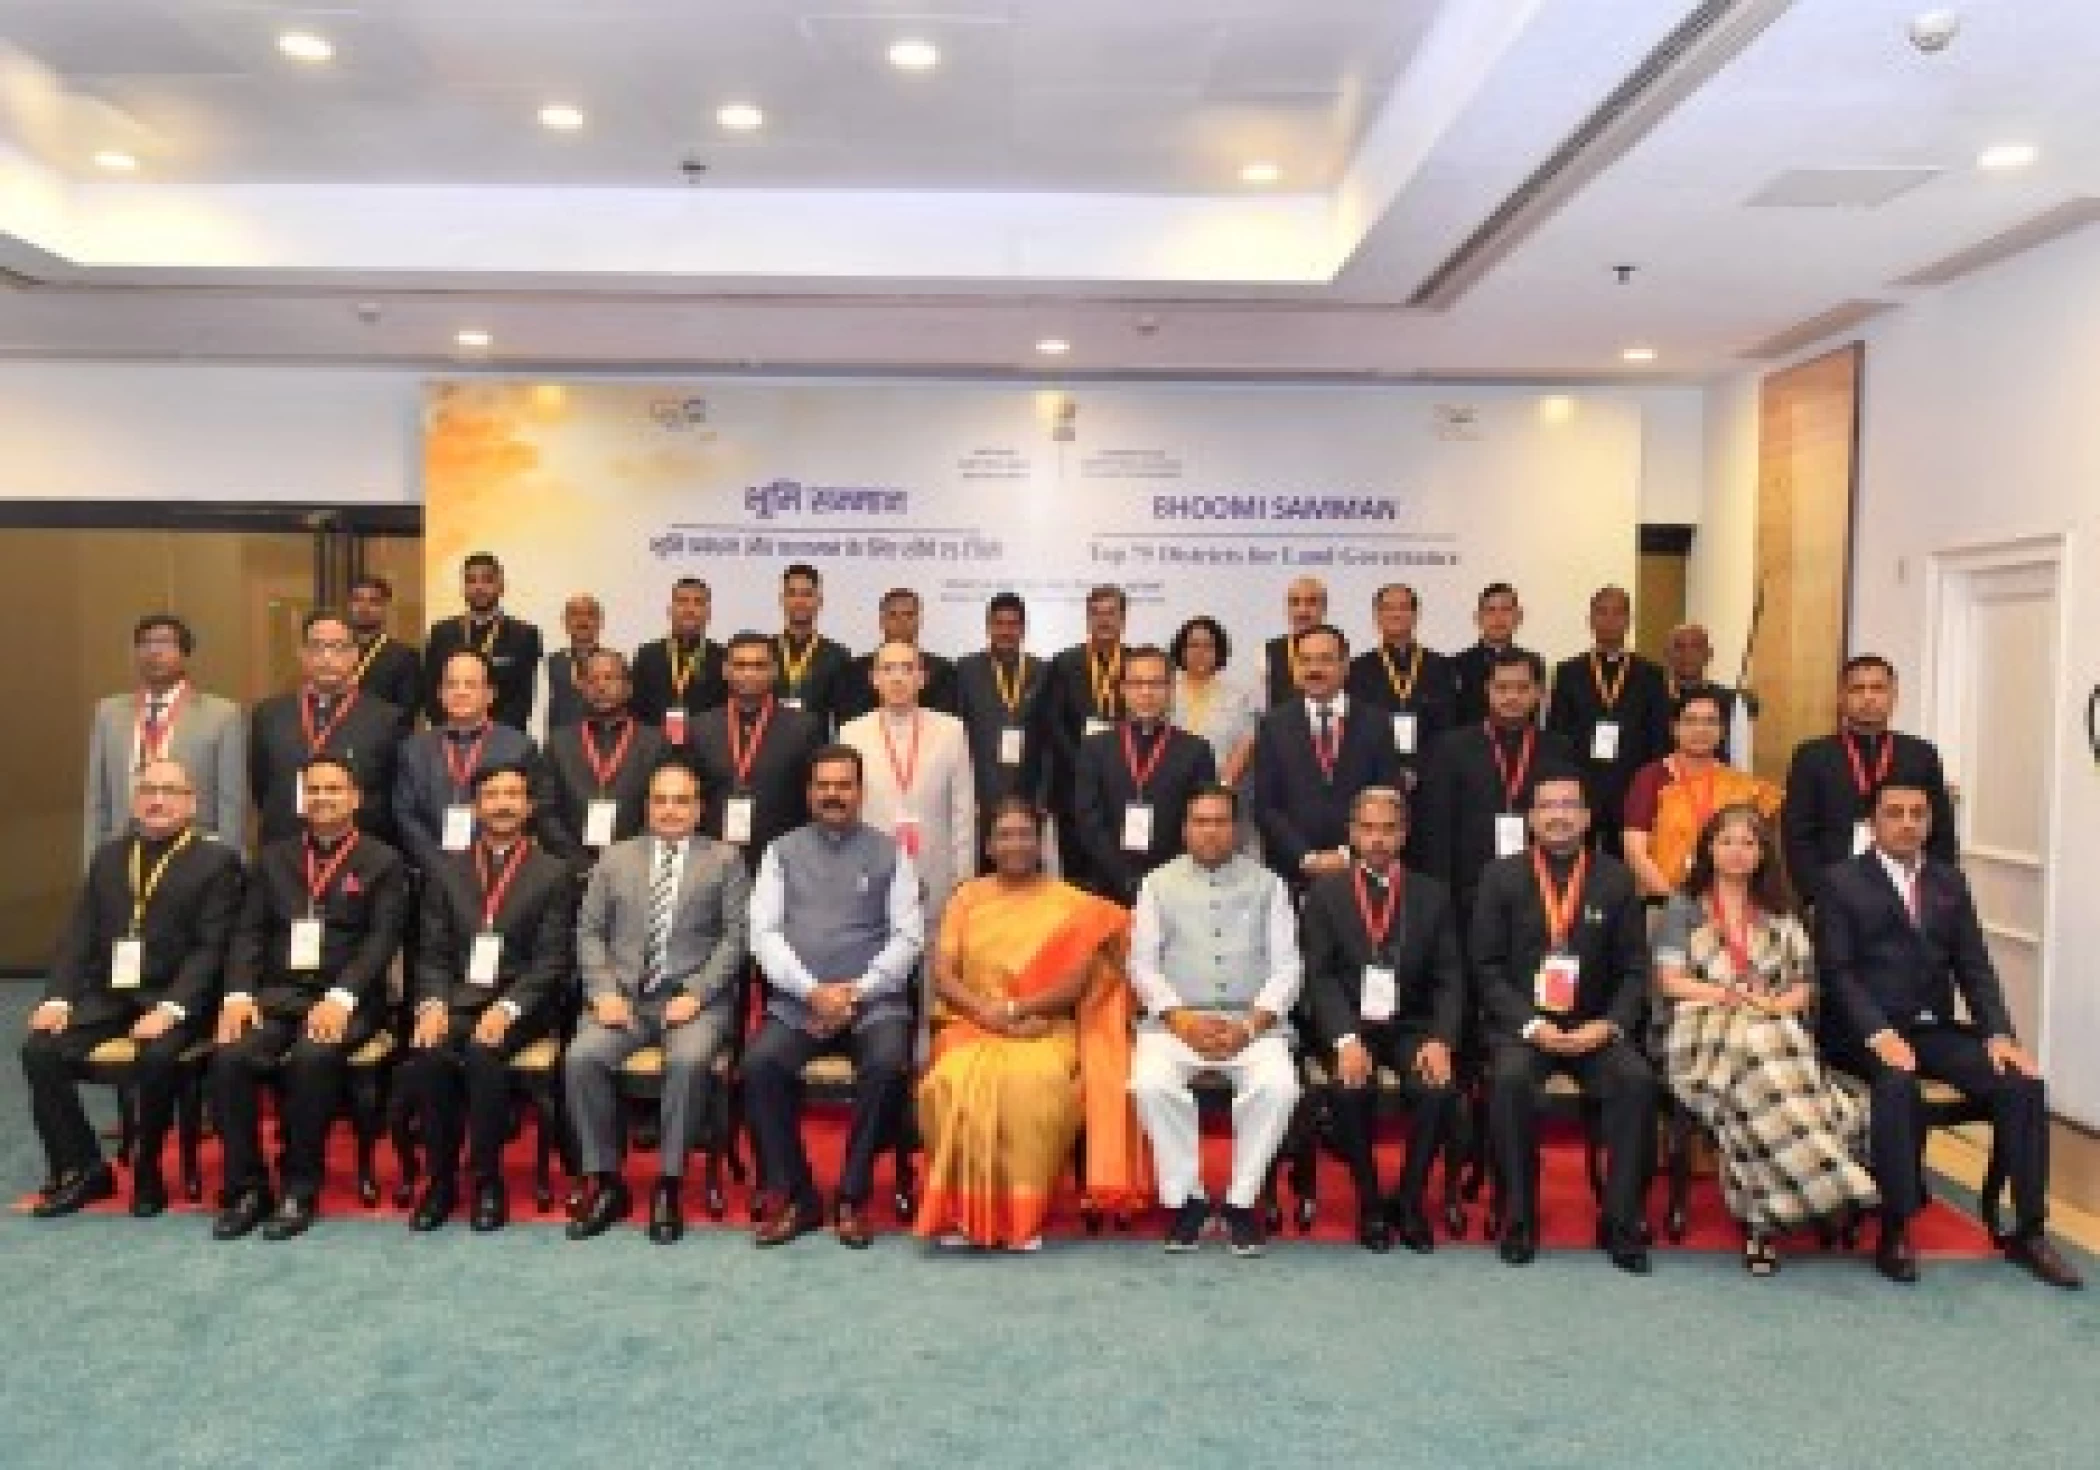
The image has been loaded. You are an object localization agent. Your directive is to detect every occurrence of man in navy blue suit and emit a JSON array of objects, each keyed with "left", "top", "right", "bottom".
[{"left": 1251, "top": 624, "right": 1402, "bottom": 888}]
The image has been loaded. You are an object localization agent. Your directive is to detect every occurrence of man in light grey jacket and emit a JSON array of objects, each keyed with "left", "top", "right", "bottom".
[
  {"left": 564, "top": 758, "right": 750, "bottom": 1244},
  {"left": 84, "top": 613, "right": 245, "bottom": 859}
]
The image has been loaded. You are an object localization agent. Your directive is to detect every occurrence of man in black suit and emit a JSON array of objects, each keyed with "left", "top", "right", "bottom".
[
  {"left": 250, "top": 609, "right": 403, "bottom": 846},
  {"left": 1261, "top": 576, "right": 1329, "bottom": 709},
  {"left": 690, "top": 632, "right": 825, "bottom": 871},
  {"left": 209, "top": 755, "right": 410, "bottom": 1240},
  {"left": 1414, "top": 648, "right": 1574, "bottom": 923},
  {"left": 394, "top": 649, "right": 542, "bottom": 876},
  {"left": 774, "top": 561, "right": 854, "bottom": 732},
  {"left": 1545, "top": 585, "right": 1671, "bottom": 859},
  {"left": 1784, "top": 655, "right": 1957, "bottom": 907},
  {"left": 1045, "top": 584, "right": 1129, "bottom": 888},
  {"left": 399, "top": 761, "right": 577, "bottom": 1233},
  {"left": 538, "top": 648, "right": 666, "bottom": 868},
  {"left": 1816, "top": 779, "right": 2079, "bottom": 1288},
  {"left": 1450, "top": 581, "right": 1547, "bottom": 727},
  {"left": 1251, "top": 624, "right": 1403, "bottom": 888},
  {"left": 421, "top": 551, "right": 543, "bottom": 731},
  {"left": 1663, "top": 622, "right": 1738, "bottom": 744},
  {"left": 21, "top": 757, "right": 243, "bottom": 1217},
  {"left": 1473, "top": 765, "right": 1654, "bottom": 1272},
  {"left": 542, "top": 593, "right": 606, "bottom": 732},
  {"left": 347, "top": 573, "right": 423, "bottom": 733},
  {"left": 631, "top": 577, "right": 727, "bottom": 748},
  {"left": 1301, "top": 785, "right": 1462, "bottom": 1253},
  {"left": 1074, "top": 645, "right": 1217, "bottom": 905},
  {"left": 953, "top": 591, "right": 1051, "bottom": 868},
  {"left": 836, "top": 587, "right": 959, "bottom": 725},
  {"left": 1346, "top": 581, "right": 1459, "bottom": 791}
]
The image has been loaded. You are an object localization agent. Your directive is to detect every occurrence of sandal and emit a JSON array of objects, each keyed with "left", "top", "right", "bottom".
[{"left": 1743, "top": 1231, "right": 1780, "bottom": 1277}]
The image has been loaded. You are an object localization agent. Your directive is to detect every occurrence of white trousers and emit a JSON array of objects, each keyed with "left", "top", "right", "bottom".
[{"left": 1129, "top": 1030, "right": 1301, "bottom": 1209}]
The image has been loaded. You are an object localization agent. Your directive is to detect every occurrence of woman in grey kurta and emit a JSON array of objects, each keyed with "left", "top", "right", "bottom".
[{"left": 1168, "top": 616, "right": 1261, "bottom": 854}]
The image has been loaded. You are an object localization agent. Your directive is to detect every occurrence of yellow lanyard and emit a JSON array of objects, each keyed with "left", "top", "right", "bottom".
[
  {"left": 1379, "top": 643, "right": 1423, "bottom": 702},
  {"left": 778, "top": 633, "right": 817, "bottom": 691},
  {"left": 351, "top": 634, "right": 387, "bottom": 684},
  {"left": 128, "top": 831, "right": 194, "bottom": 937},
  {"left": 669, "top": 640, "right": 699, "bottom": 699},
  {"left": 991, "top": 654, "right": 1029, "bottom": 717},
  {"left": 1588, "top": 651, "right": 1631, "bottom": 711},
  {"left": 1089, "top": 646, "right": 1122, "bottom": 716},
  {"left": 464, "top": 615, "right": 502, "bottom": 655}
]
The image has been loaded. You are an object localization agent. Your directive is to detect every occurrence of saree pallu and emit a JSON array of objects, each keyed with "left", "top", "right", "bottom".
[
  {"left": 914, "top": 878, "right": 1149, "bottom": 1245},
  {"left": 1649, "top": 763, "right": 1782, "bottom": 886}
]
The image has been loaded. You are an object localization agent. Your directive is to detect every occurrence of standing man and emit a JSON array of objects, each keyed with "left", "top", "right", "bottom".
[
  {"left": 1663, "top": 622, "right": 1738, "bottom": 734},
  {"left": 1262, "top": 576, "right": 1330, "bottom": 709},
  {"left": 22, "top": 758, "right": 242, "bottom": 1217},
  {"left": 249, "top": 609, "right": 403, "bottom": 846},
  {"left": 1074, "top": 645, "right": 1216, "bottom": 905},
  {"left": 538, "top": 649, "right": 666, "bottom": 868},
  {"left": 1451, "top": 583, "right": 1547, "bottom": 727},
  {"left": 689, "top": 632, "right": 826, "bottom": 870},
  {"left": 774, "top": 562, "right": 853, "bottom": 732},
  {"left": 1784, "top": 655, "right": 1958, "bottom": 907},
  {"left": 394, "top": 650, "right": 540, "bottom": 877},
  {"left": 1128, "top": 785, "right": 1303, "bottom": 1257},
  {"left": 837, "top": 588, "right": 959, "bottom": 724},
  {"left": 1346, "top": 582, "right": 1460, "bottom": 790},
  {"left": 1046, "top": 584, "right": 1130, "bottom": 888},
  {"left": 1249, "top": 625, "right": 1401, "bottom": 889},
  {"left": 400, "top": 760, "right": 575, "bottom": 1233},
  {"left": 1472, "top": 766, "right": 1655, "bottom": 1273},
  {"left": 209, "top": 755, "right": 410, "bottom": 1240},
  {"left": 744, "top": 747, "right": 924, "bottom": 1248},
  {"left": 1815, "top": 780, "right": 2079, "bottom": 1288},
  {"left": 631, "top": 577, "right": 727, "bottom": 748},
  {"left": 421, "top": 551, "right": 543, "bottom": 731},
  {"left": 346, "top": 573, "right": 424, "bottom": 731},
  {"left": 84, "top": 613, "right": 245, "bottom": 857},
  {"left": 953, "top": 592, "right": 1051, "bottom": 867},
  {"left": 1545, "top": 586, "right": 1671, "bottom": 858},
  {"left": 542, "top": 593, "right": 606, "bottom": 732},
  {"left": 566, "top": 761, "right": 751, "bottom": 1245}
]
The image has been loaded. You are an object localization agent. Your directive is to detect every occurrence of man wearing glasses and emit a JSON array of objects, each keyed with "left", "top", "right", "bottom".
[
  {"left": 1073, "top": 644, "right": 1215, "bottom": 905},
  {"left": 84, "top": 613, "right": 245, "bottom": 860},
  {"left": 250, "top": 609, "right": 406, "bottom": 846}
]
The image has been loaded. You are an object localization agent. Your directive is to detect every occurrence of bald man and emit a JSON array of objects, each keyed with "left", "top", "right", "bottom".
[
  {"left": 1664, "top": 623, "right": 1737, "bottom": 752},
  {"left": 1263, "top": 578, "right": 1330, "bottom": 709},
  {"left": 1544, "top": 586, "right": 1671, "bottom": 859},
  {"left": 545, "top": 594, "right": 606, "bottom": 732}
]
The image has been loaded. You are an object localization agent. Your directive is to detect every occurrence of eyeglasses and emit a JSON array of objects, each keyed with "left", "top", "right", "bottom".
[
  {"left": 305, "top": 640, "right": 358, "bottom": 656},
  {"left": 1531, "top": 798, "right": 1586, "bottom": 812},
  {"left": 136, "top": 784, "right": 194, "bottom": 798},
  {"left": 1124, "top": 677, "right": 1170, "bottom": 689}
]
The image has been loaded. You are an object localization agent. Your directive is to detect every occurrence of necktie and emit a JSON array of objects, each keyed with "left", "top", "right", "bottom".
[
  {"left": 640, "top": 840, "right": 677, "bottom": 994},
  {"left": 1316, "top": 703, "right": 1334, "bottom": 751}
]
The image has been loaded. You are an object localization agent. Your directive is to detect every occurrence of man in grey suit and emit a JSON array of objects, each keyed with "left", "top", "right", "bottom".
[
  {"left": 565, "top": 759, "right": 750, "bottom": 1244},
  {"left": 84, "top": 613, "right": 245, "bottom": 859}
]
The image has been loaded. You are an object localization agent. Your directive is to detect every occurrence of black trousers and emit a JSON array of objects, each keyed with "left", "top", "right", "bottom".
[
  {"left": 743, "top": 1016, "right": 910, "bottom": 1212},
  {"left": 21, "top": 1010, "right": 196, "bottom": 1176},
  {"left": 208, "top": 1010, "right": 377, "bottom": 1201},
  {"left": 1489, "top": 1037, "right": 1655, "bottom": 1235},
  {"left": 395, "top": 1006, "right": 554, "bottom": 1185},
  {"left": 1324, "top": 1027, "right": 1455, "bottom": 1214},
  {"left": 1835, "top": 1025, "right": 2049, "bottom": 1236}
]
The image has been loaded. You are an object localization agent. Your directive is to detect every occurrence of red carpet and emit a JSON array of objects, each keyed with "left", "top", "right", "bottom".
[{"left": 17, "top": 1106, "right": 1997, "bottom": 1256}]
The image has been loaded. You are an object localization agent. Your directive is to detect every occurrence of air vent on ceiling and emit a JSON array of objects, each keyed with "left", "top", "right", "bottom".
[
  {"left": 1745, "top": 167, "right": 1941, "bottom": 209},
  {"left": 1894, "top": 198, "right": 2100, "bottom": 287},
  {"left": 1737, "top": 299, "right": 1894, "bottom": 360}
]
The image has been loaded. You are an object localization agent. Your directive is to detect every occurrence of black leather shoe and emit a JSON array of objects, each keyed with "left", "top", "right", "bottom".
[
  {"left": 1356, "top": 1208, "right": 1393, "bottom": 1253},
  {"left": 261, "top": 1194, "right": 317, "bottom": 1241},
  {"left": 1597, "top": 1220, "right": 1652, "bottom": 1275},
  {"left": 470, "top": 1177, "right": 508, "bottom": 1233},
  {"left": 649, "top": 1178, "right": 685, "bottom": 1245},
  {"left": 212, "top": 1187, "right": 273, "bottom": 1240},
  {"left": 129, "top": 1159, "right": 168, "bottom": 1219},
  {"left": 1498, "top": 1221, "right": 1537, "bottom": 1266},
  {"left": 409, "top": 1179, "right": 456, "bottom": 1232},
  {"left": 2005, "top": 1233, "right": 2083, "bottom": 1290},
  {"left": 1875, "top": 1224, "right": 1919, "bottom": 1284},
  {"left": 564, "top": 1177, "right": 632, "bottom": 1241},
  {"left": 1393, "top": 1205, "right": 1436, "bottom": 1256},
  {"left": 31, "top": 1163, "right": 115, "bottom": 1219}
]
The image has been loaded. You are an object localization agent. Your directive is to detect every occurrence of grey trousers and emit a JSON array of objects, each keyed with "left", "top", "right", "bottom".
[{"left": 563, "top": 1006, "right": 730, "bottom": 1178}]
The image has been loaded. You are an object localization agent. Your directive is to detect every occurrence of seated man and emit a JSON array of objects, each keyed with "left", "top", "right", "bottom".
[
  {"left": 744, "top": 745, "right": 924, "bottom": 1249},
  {"left": 1473, "top": 765, "right": 1655, "bottom": 1273},
  {"left": 210, "top": 755, "right": 409, "bottom": 1240},
  {"left": 1128, "top": 784, "right": 1303, "bottom": 1258},
  {"left": 22, "top": 758, "right": 243, "bottom": 1217},
  {"left": 566, "top": 759, "right": 751, "bottom": 1245},
  {"left": 1301, "top": 785, "right": 1463, "bottom": 1254},
  {"left": 1817, "top": 779, "right": 2081, "bottom": 1289},
  {"left": 400, "top": 760, "right": 575, "bottom": 1233}
]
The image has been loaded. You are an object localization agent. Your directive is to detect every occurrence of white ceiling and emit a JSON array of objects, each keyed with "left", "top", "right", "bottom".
[{"left": 1, "top": 0, "right": 2097, "bottom": 380}]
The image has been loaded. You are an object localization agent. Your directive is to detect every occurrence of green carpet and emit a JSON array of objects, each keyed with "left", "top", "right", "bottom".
[{"left": 2, "top": 984, "right": 2093, "bottom": 1469}]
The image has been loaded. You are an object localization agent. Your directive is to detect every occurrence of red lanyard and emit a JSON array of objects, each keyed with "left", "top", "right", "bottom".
[
  {"left": 1121, "top": 722, "right": 1172, "bottom": 795},
  {"left": 300, "top": 686, "right": 360, "bottom": 755},
  {"left": 1704, "top": 891, "right": 1757, "bottom": 976},
  {"left": 1487, "top": 722, "right": 1537, "bottom": 809},
  {"left": 727, "top": 697, "right": 776, "bottom": 788},
  {"left": 1531, "top": 847, "right": 1589, "bottom": 949},
  {"left": 135, "top": 685, "right": 187, "bottom": 761},
  {"left": 1842, "top": 729, "right": 1893, "bottom": 798},
  {"left": 474, "top": 839, "right": 532, "bottom": 929},
  {"left": 1352, "top": 863, "right": 1403, "bottom": 950},
  {"left": 879, "top": 711, "right": 922, "bottom": 796},
  {"left": 579, "top": 716, "right": 637, "bottom": 791},
  {"left": 305, "top": 832, "right": 362, "bottom": 911},
  {"left": 441, "top": 725, "right": 493, "bottom": 797},
  {"left": 1310, "top": 705, "right": 1343, "bottom": 779}
]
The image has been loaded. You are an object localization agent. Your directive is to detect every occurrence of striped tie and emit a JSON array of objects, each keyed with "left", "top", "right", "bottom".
[{"left": 641, "top": 839, "right": 677, "bottom": 994}]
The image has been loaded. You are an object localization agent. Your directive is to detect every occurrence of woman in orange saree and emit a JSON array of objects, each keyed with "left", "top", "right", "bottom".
[{"left": 914, "top": 798, "right": 1148, "bottom": 1250}]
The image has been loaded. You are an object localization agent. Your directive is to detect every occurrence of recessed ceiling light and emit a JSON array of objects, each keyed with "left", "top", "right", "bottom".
[
  {"left": 1240, "top": 161, "right": 1282, "bottom": 185},
  {"left": 278, "top": 31, "right": 334, "bottom": 64},
  {"left": 1621, "top": 345, "right": 1658, "bottom": 363},
  {"left": 455, "top": 329, "right": 493, "bottom": 350},
  {"left": 92, "top": 150, "right": 138, "bottom": 172},
  {"left": 1976, "top": 142, "right": 2038, "bottom": 171},
  {"left": 539, "top": 103, "right": 586, "bottom": 131},
  {"left": 717, "top": 103, "right": 765, "bottom": 131},
  {"left": 889, "top": 39, "right": 941, "bottom": 71},
  {"left": 1035, "top": 338, "right": 1071, "bottom": 356}
]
